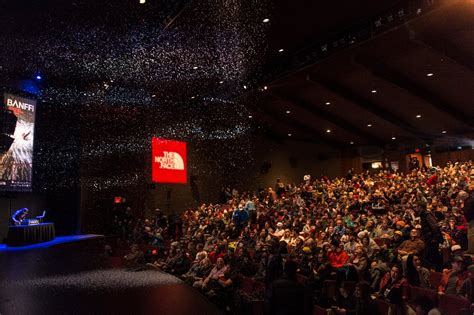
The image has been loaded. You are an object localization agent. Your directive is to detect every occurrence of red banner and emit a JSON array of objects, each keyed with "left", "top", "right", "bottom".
[{"left": 152, "top": 138, "right": 187, "bottom": 184}]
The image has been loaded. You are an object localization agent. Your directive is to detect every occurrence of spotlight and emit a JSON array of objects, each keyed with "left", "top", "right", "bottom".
[
  {"left": 191, "top": 96, "right": 195, "bottom": 99},
  {"left": 35, "top": 75, "right": 42, "bottom": 80},
  {"left": 219, "top": 81, "right": 224, "bottom": 84},
  {"left": 350, "top": 141, "right": 354, "bottom": 145},
  {"left": 139, "top": 0, "right": 146, "bottom": 3},
  {"left": 286, "top": 110, "right": 291, "bottom": 114},
  {"left": 248, "top": 115, "right": 253, "bottom": 119},
  {"left": 426, "top": 73, "right": 434, "bottom": 77},
  {"left": 416, "top": 114, "right": 422, "bottom": 118},
  {"left": 367, "top": 124, "right": 372, "bottom": 127},
  {"left": 326, "top": 129, "right": 331, "bottom": 133},
  {"left": 371, "top": 89, "right": 377, "bottom": 94},
  {"left": 151, "top": 94, "right": 156, "bottom": 98},
  {"left": 392, "top": 137, "right": 396, "bottom": 140},
  {"left": 263, "top": 86, "right": 268, "bottom": 90},
  {"left": 278, "top": 48, "right": 284, "bottom": 52},
  {"left": 193, "top": 66, "right": 198, "bottom": 70},
  {"left": 288, "top": 133, "right": 292, "bottom": 137},
  {"left": 263, "top": 18, "right": 270, "bottom": 23},
  {"left": 243, "top": 85, "right": 247, "bottom": 89},
  {"left": 442, "top": 130, "right": 447, "bottom": 134},
  {"left": 325, "top": 102, "right": 331, "bottom": 105}
]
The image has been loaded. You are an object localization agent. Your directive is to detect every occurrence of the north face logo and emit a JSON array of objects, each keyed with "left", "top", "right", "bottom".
[{"left": 154, "top": 151, "right": 185, "bottom": 170}]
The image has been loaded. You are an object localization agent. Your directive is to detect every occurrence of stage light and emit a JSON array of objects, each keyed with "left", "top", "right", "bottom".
[
  {"left": 191, "top": 96, "right": 195, "bottom": 99},
  {"left": 416, "top": 114, "right": 422, "bottom": 118},
  {"left": 367, "top": 123, "right": 372, "bottom": 127},
  {"left": 151, "top": 94, "right": 156, "bottom": 98},
  {"left": 442, "top": 130, "right": 447, "bottom": 134},
  {"left": 326, "top": 129, "right": 331, "bottom": 133},
  {"left": 248, "top": 115, "right": 253, "bottom": 119},
  {"left": 350, "top": 141, "right": 354, "bottom": 145},
  {"left": 263, "top": 18, "right": 270, "bottom": 23},
  {"left": 426, "top": 73, "right": 434, "bottom": 77},
  {"left": 243, "top": 85, "right": 247, "bottom": 89},
  {"left": 286, "top": 110, "right": 291, "bottom": 114},
  {"left": 278, "top": 48, "right": 284, "bottom": 52},
  {"left": 193, "top": 66, "right": 198, "bottom": 70},
  {"left": 219, "top": 81, "right": 224, "bottom": 84},
  {"left": 392, "top": 137, "right": 396, "bottom": 140},
  {"left": 263, "top": 86, "right": 268, "bottom": 90},
  {"left": 371, "top": 89, "right": 377, "bottom": 94},
  {"left": 288, "top": 133, "right": 292, "bottom": 137},
  {"left": 35, "top": 75, "right": 42, "bottom": 80},
  {"left": 139, "top": 0, "right": 146, "bottom": 3},
  {"left": 325, "top": 102, "right": 331, "bottom": 105}
]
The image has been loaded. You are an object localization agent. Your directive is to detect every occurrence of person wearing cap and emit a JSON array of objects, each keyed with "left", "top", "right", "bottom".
[
  {"left": 438, "top": 256, "right": 469, "bottom": 295},
  {"left": 458, "top": 264, "right": 474, "bottom": 303}
]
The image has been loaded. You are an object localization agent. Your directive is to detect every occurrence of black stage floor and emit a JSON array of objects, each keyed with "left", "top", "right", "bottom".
[{"left": 0, "top": 236, "right": 221, "bottom": 315}]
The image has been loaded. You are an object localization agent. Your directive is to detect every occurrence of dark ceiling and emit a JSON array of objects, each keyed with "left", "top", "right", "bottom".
[
  {"left": 0, "top": 0, "right": 473, "bottom": 151},
  {"left": 253, "top": 0, "right": 474, "bottom": 149}
]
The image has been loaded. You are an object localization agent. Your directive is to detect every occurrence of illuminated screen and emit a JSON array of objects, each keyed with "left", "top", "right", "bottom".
[
  {"left": 152, "top": 138, "right": 187, "bottom": 184},
  {"left": 0, "top": 93, "right": 36, "bottom": 191}
]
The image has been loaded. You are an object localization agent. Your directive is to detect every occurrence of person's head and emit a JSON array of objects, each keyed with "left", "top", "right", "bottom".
[
  {"left": 216, "top": 257, "right": 225, "bottom": 269},
  {"left": 452, "top": 256, "right": 464, "bottom": 272},
  {"left": 410, "top": 229, "right": 419, "bottom": 240},
  {"left": 339, "top": 281, "right": 353, "bottom": 298},
  {"left": 390, "top": 265, "right": 401, "bottom": 281}
]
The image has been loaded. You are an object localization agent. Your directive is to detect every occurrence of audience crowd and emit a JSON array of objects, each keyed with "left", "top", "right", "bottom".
[{"left": 117, "top": 160, "right": 474, "bottom": 315}]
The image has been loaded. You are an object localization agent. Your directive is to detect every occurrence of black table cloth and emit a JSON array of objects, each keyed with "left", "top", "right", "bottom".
[{"left": 6, "top": 223, "right": 55, "bottom": 247}]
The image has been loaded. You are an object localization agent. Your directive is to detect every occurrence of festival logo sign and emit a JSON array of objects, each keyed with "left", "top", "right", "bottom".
[
  {"left": 0, "top": 93, "right": 36, "bottom": 191},
  {"left": 152, "top": 138, "right": 187, "bottom": 184}
]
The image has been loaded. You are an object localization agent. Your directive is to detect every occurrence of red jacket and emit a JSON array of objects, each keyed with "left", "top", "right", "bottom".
[{"left": 328, "top": 250, "right": 349, "bottom": 268}]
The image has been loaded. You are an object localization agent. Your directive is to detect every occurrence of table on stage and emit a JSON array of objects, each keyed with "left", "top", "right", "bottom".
[{"left": 6, "top": 223, "right": 55, "bottom": 247}]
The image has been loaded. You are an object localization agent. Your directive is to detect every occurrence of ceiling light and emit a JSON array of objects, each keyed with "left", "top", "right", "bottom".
[
  {"left": 191, "top": 96, "right": 195, "bottom": 99},
  {"left": 325, "top": 102, "right": 331, "bottom": 105},
  {"left": 193, "top": 66, "right": 198, "bottom": 70},
  {"left": 426, "top": 73, "right": 434, "bottom": 77},
  {"left": 416, "top": 114, "right": 422, "bottom": 118},
  {"left": 442, "top": 130, "right": 447, "bottom": 134},
  {"left": 392, "top": 137, "right": 396, "bottom": 140},
  {"left": 35, "top": 75, "right": 42, "bottom": 80},
  {"left": 151, "top": 94, "right": 156, "bottom": 98},
  {"left": 263, "top": 86, "right": 268, "bottom": 90},
  {"left": 278, "top": 48, "right": 284, "bottom": 52},
  {"left": 139, "top": 0, "right": 146, "bottom": 3},
  {"left": 367, "top": 124, "right": 372, "bottom": 127},
  {"left": 248, "top": 115, "right": 253, "bottom": 119},
  {"left": 286, "top": 110, "right": 291, "bottom": 114},
  {"left": 288, "top": 133, "right": 292, "bottom": 137},
  {"left": 350, "top": 141, "right": 354, "bottom": 145},
  {"left": 371, "top": 89, "right": 377, "bottom": 94},
  {"left": 263, "top": 18, "right": 270, "bottom": 23},
  {"left": 219, "top": 81, "right": 224, "bottom": 84},
  {"left": 243, "top": 85, "right": 247, "bottom": 89},
  {"left": 326, "top": 129, "right": 331, "bottom": 133}
]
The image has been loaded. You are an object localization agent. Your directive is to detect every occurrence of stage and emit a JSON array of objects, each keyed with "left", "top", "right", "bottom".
[
  {"left": 0, "top": 234, "right": 104, "bottom": 252},
  {"left": 0, "top": 234, "right": 221, "bottom": 315}
]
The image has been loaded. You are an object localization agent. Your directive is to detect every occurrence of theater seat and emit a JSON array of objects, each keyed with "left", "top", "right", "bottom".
[
  {"left": 438, "top": 294, "right": 470, "bottom": 315},
  {"left": 408, "top": 286, "right": 438, "bottom": 304},
  {"left": 313, "top": 304, "right": 327, "bottom": 315},
  {"left": 429, "top": 272, "right": 443, "bottom": 289},
  {"left": 374, "top": 298, "right": 390, "bottom": 315}
]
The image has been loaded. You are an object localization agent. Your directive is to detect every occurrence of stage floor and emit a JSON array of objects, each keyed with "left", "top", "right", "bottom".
[{"left": 0, "top": 235, "right": 221, "bottom": 315}]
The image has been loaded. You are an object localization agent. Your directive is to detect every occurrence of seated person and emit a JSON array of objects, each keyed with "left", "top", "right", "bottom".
[
  {"left": 193, "top": 257, "right": 229, "bottom": 290},
  {"left": 396, "top": 229, "right": 425, "bottom": 257},
  {"left": 11, "top": 208, "right": 29, "bottom": 225},
  {"left": 438, "top": 256, "right": 469, "bottom": 295},
  {"left": 378, "top": 265, "right": 409, "bottom": 306}
]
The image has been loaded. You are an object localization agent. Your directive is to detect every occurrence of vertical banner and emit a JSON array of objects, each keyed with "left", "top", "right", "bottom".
[
  {"left": 152, "top": 138, "right": 187, "bottom": 184},
  {"left": 0, "top": 93, "right": 36, "bottom": 191}
]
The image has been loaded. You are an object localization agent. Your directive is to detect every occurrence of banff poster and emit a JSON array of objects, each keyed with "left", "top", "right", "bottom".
[{"left": 0, "top": 93, "right": 36, "bottom": 191}]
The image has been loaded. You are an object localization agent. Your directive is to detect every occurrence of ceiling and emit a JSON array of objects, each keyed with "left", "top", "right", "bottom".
[{"left": 252, "top": 0, "right": 474, "bottom": 149}]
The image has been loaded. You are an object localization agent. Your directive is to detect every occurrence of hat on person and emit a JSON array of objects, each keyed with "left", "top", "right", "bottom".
[
  {"left": 451, "top": 245, "right": 462, "bottom": 252},
  {"left": 276, "top": 222, "right": 283, "bottom": 228}
]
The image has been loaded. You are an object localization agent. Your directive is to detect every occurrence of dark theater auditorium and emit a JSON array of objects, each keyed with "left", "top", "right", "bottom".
[{"left": 1, "top": 0, "right": 474, "bottom": 314}]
